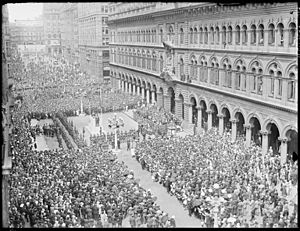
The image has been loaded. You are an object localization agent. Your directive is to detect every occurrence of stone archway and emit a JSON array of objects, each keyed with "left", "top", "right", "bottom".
[
  {"left": 286, "top": 129, "right": 298, "bottom": 162},
  {"left": 200, "top": 100, "right": 208, "bottom": 130},
  {"left": 222, "top": 107, "right": 231, "bottom": 132},
  {"left": 235, "top": 112, "right": 245, "bottom": 138},
  {"left": 190, "top": 97, "right": 198, "bottom": 124},
  {"left": 250, "top": 117, "right": 262, "bottom": 146},
  {"left": 266, "top": 123, "right": 280, "bottom": 155},
  {"left": 167, "top": 87, "right": 175, "bottom": 114},
  {"left": 210, "top": 104, "right": 219, "bottom": 128}
]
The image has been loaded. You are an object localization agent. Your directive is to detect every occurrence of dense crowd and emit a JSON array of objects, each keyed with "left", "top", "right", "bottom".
[
  {"left": 134, "top": 129, "right": 298, "bottom": 228},
  {"left": 134, "top": 104, "right": 182, "bottom": 137},
  {"left": 8, "top": 103, "right": 176, "bottom": 228}
]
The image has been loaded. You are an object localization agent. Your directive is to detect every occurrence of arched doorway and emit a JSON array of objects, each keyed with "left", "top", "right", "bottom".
[
  {"left": 266, "top": 123, "right": 280, "bottom": 155},
  {"left": 211, "top": 104, "right": 219, "bottom": 128},
  {"left": 190, "top": 97, "right": 198, "bottom": 124},
  {"left": 286, "top": 129, "right": 298, "bottom": 162},
  {"left": 159, "top": 88, "right": 164, "bottom": 108},
  {"left": 250, "top": 117, "right": 262, "bottom": 146},
  {"left": 222, "top": 108, "right": 231, "bottom": 132},
  {"left": 235, "top": 112, "right": 245, "bottom": 138},
  {"left": 178, "top": 94, "right": 184, "bottom": 120},
  {"left": 200, "top": 100, "right": 208, "bottom": 130},
  {"left": 168, "top": 87, "right": 175, "bottom": 114}
]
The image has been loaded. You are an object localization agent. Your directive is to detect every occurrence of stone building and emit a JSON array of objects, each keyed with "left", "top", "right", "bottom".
[
  {"left": 59, "top": 3, "right": 79, "bottom": 64},
  {"left": 109, "top": 2, "right": 298, "bottom": 163},
  {"left": 43, "top": 3, "right": 62, "bottom": 55},
  {"left": 2, "top": 4, "right": 14, "bottom": 228},
  {"left": 78, "top": 2, "right": 110, "bottom": 83}
]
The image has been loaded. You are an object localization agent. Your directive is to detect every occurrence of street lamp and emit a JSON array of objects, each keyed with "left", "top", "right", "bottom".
[{"left": 108, "top": 113, "right": 124, "bottom": 152}]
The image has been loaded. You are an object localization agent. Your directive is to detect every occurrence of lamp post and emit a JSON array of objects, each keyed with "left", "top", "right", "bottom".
[{"left": 108, "top": 113, "right": 124, "bottom": 152}]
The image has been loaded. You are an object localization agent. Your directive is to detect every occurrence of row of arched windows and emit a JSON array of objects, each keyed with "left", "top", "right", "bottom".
[
  {"left": 183, "top": 22, "right": 297, "bottom": 47},
  {"left": 112, "top": 28, "right": 157, "bottom": 43}
]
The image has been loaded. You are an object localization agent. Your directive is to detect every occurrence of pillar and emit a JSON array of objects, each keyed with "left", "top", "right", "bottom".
[
  {"left": 136, "top": 85, "right": 140, "bottom": 96},
  {"left": 124, "top": 81, "right": 127, "bottom": 92},
  {"left": 183, "top": 103, "right": 190, "bottom": 123},
  {"left": 188, "top": 104, "right": 193, "bottom": 124},
  {"left": 244, "top": 124, "right": 251, "bottom": 148},
  {"left": 132, "top": 84, "right": 136, "bottom": 95},
  {"left": 231, "top": 71, "right": 236, "bottom": 89},
  {"left": 164, "top": 94, "right": 171, "bottom": 112},
  {"left": 151, "top": 91, "right": 156, "bottom": 104},
  {"left": 157, "top": 92, "right": 162, "bottom": 108},
  {"left": 207, "top": 67, "right": 211, "bottom": 85},
  {"left": 278, "top": 137, "right": 288, "bottom": 165},
  {"left": 219, "top": 69, "right": 225, "bottom": 87},
  {"left": 218, "top": 114, "right": 224, "bottom": 135},
  {"left": 231, "top": 119, "right": 237, "bottom": 142},
  {"left": 141, "top": 86, "right": 145, "bottom": 99},
  {"left": 207, "top": 110, "right": 212, "bottom": 130},
  {"left": 197, "top": 106, "right": 202, "bottom": 130},
  {"left": 261, "top": 130, "right": 269, "bottom": 155},
  {"left": 129, "top": 82, "right": 132, "bottom": 94},
  {"left": 146, "top": 88, "right": 150, "bottom": 104},
  {"left": 175, "top": 99, "right": 183, "bottom": 120}
]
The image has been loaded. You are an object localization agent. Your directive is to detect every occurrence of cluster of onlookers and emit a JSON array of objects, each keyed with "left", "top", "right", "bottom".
[{"left": 134, "top": 128, "right": 298, "bottom": 228}]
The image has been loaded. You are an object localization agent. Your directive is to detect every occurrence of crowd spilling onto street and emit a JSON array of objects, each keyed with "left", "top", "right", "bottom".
[
  {"left": 134, "top": 128, "right": 298, "bottom": 228},
  {"left": 8, "top": 99, "right": 176, "bottom": 228}
]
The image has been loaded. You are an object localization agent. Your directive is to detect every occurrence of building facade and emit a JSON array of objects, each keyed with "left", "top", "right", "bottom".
[
  {"left": 78, "top": 2, "right": 110, "bottom": 83},
  {"left": 60, "top": 3, "right": 79, "bottom": 64},
  {"left": 2, "top": 4, "right": 14, "bottom": 228},
  {"left": 43, "top": 3, "right": 62, "bottom": 55},
  {"left": 109, "top": 2, "right": 298, "bottom": 163}
]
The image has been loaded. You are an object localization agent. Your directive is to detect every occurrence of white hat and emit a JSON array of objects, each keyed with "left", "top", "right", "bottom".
[{"left": 171, "top": 215, "right": 175, "bottom": 219}]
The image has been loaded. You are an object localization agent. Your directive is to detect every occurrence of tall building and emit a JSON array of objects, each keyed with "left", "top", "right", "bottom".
[
  {"left": 10, "top": 19, "right": 44, "bottom": 46},
  {"left": 43, "top": 3, "right": 62, "bottom": 55},
  {"left": 109, "top": 2, "right": 298, "bottom": 163},
  {"left": 59, "top": 3, "right": 79, "bottom": 63},
  {"left": 78, "top": 2, "right": 110, "bottom": 83},
  {"left": 2, "top": 4, "right": 14, "bottom": 228}
]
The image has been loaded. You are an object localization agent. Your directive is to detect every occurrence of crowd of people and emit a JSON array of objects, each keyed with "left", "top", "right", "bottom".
[
  {"left": 134, "top": 128, "right": 298, "bottom": 228},
  {"left": 8, "top": 98, "right": 176, "bottom": 228},
  {"left": 134, "top": 104, "right": 182, "bottom": 137}
]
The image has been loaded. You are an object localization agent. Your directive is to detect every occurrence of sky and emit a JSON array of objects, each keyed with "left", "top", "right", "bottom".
[{"left": 7, "top": 3, "right": 43, "bottom": 22}]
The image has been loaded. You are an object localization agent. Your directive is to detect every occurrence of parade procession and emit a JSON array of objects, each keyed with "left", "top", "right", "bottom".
[{"left": 2, "top": 2, "right": 298, "bottom": 228}]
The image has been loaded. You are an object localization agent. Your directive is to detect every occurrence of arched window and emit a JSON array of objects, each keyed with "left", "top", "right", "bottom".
[
  {"left": 168, "top": 26, "right": 174, "bottom": 43},
  {"left": 194, "top": 27, "right": 198, "bottom": 44},
  {"left": 228, "top": 26, "right": 232, "bottom": 44},
  {"left": 190, "top": 60, "right": 194, "bottom": 78},
  {"left": 199, "top": 27, "right": 203, "bottom": 44},
  {"left": 215, "top": 27, "right": 220, "bottom": 44},
  {"left": 160, "top": 29, "right": 163, "bottom": 42},
  {"left": 277, "top": 23, "right": 284, "bottom": 46},
  {"left": 204, "top": 27, "right": 208, "bottom": 44},
  {"left": 142, "top": 51, "right": 146, "bottom": 68},
  {"left": 133, "top": 51, "right": 136, "bottom": 66},
  {"left": 258, "top": 24, "right": 264, "bottom": 44},
  {"left": 190, "top": 28, "right": 193, "bottom": 44},
  {"left": 257, "top": 68, "right": 263, "bottom": 95},
  {"left": 152, "top": 53, "right": 157, "bottom": 71},
  {"left": 269, "top": 69, "right": 274, "bottom": 95},
  {"left": 210, "top": 27, "right": 214, "bottom": 44},
  {"left": 147, "top": 52, "right": 151, "bottom": 70},
  {"left": 251, "top": 25, "right": 256, "bottom": 44},
  {"left": 277, "top": 71, "right": 282, "bottom": 96},
  {"left": 159, "top": 55, "right": 164, "bottom": 72},
  {"left": 222, "top": 26, "right": 226, "bottom": 44},
  {"left": 235, "top": 66, "right": 241, "bottom": 90},
  {"left": 242, "top": 25, "right": 247, "bottom": 44},
  {"left": 179, "top": 27, "right": 184, "bottom": 44},
  {"left": 179, "top": 58, "right": 184, "bottom": 80},
  {"left": 288, "top": 72, "right": 296, "bottom": 100},
  {"left": 268, "top": 23, "right": 275, "bottom": 45},
  {"left": 289, "top": 22, "right": 296, "bottom": 46},
  {"left": 194, "top": 60, "right": 198, "bottom": 80},
  {"left": 236, "top": 25, "right": 240, "bottom": 45}
]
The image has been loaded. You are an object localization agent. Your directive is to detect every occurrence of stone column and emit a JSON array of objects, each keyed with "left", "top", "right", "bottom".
[
  {"left": 124, "top": 81, "right": 127, "bottom": 93},
  {"left": 231, "top": 119, "right": 237, "bottom": 142},
  {"left": 151, "top": 91, "right": 156, "bottom": 104},
  {"left": 260, "top": 130, "right": 269, "bottom": 155},
  {"left": 218, "top": 114, "right": 224, "bottom": 135},
  {"left": 183, "top": 102, "right": 191, "bottom": 123},
  {"left": 175, "top": 99, "right": 183, "bottom": 120},
  {"left": 141, "top": 86, "right": 145, "bottom": 99},
  {"left": 278, "top": 137, "right": 288, "bottom": 165},
  {"left": 244, "top": 124, "right": 252, "bottom": 148},
  {"left": 197, "top": 106, "right": 202, "bottom": 129},
  {"left": 132, "top": 84, "right": 136, "bottom": 95},
  {"left": 146, "top": 88, "right": 150, "bottom": 104},
  {"left": 246, "top": 73, "right": 251, "bottom": 93},
  {"left": 136, "top": 85, "right": 140, "bottom": 96},
  {"left": 231, "top": 71, "right": 236, "bottom": 89},
  {"left": 219, "top": 69, "right": 225, "bottom": 87},
  {"left": 157, "top": 92, "right": 162, "bottom": 108},
  {"left": 164, "top": 94, "right": 171, "bottom": 112},
  {"left": 207, "top": 67, "right": 211, "bottom": 85},
  {"left": 188, "top": 104, "right": 193, "bottom": 124},
  {"left": 128, "top": 82, "right": 132, "bottom": 94},
  {"left": 207, "top": 110, "right": 213, "bottom": 130}
]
